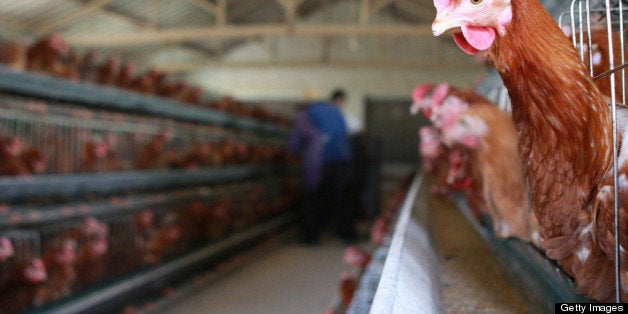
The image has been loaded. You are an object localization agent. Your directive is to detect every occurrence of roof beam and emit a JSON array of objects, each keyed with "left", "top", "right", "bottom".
[
  {"left": 64, "top": 23, "right": 434, "bottom": 47},
  {"left": 34, "top": 0, "right": 117, "bottom": 34},
  {"left": 151, "top": 59, "right": 480, "bottom": 73},
  {"left": 95, "top": 9, "right": 149, "bottom": 28},
  {"left": 277, "top": 0, "right": 304, "bottom": 28},
  {"left": 215, "top": 0, "right": 227, "bottom": 25},
  {"left": 359, "top": 0, "right": 371, "bottom": 25},
  {"left": 99, "top": 6, "right": 219, "bottom": 57}
]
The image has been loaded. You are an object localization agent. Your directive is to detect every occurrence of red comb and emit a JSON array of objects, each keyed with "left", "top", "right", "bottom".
[
  {"left": 431, "top": 83, "right": 450, "bottom": 108},
  {"left": 412, "top": 83, "right": 433, "bottom": 103}
]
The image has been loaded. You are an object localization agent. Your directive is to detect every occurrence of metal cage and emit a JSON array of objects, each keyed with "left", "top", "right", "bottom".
[{"left": 0, "top": 93, "right": 286, "bottom": 175}]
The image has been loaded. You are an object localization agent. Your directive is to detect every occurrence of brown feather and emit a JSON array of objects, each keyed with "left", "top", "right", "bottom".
[{"left": 484, "top": 0, "right": 625, "bottom": 301}]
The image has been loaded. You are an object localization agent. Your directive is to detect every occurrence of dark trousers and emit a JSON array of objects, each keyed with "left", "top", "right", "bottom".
[{"left": 300, "top": 161, "right": 355, "bottom": 243}]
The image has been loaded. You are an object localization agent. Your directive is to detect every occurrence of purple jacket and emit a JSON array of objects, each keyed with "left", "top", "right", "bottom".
[{"left": 286, "top": 110, "right": 325, "bottom": 192}]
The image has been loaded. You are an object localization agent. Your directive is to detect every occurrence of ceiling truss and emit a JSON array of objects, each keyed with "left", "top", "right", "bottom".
[
  {"left": 62, "top": 23, "right": 433, "bottom": 46},
  {"left": 60, "top": 0, "right": 434, "bottom": 47},
  {"left": 0, "top": 0, "right": 456, "bottom": 72}
]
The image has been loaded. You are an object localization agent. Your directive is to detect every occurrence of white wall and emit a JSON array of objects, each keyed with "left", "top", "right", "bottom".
[{"left": 188, "top": 64, "right": 482, "bottom": 120}]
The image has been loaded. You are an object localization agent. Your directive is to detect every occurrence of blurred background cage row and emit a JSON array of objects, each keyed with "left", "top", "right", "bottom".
[
  {"left": 0, "top": 92, "right": 289, "bottom": 176},
  {"left": 0, "top": 33, "right": 303, "bottom": 313}
]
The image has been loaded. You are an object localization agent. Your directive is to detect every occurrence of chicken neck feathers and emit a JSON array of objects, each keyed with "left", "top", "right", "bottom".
[{"left": 488, "top": 0, "right": 625, "bottom": 301}]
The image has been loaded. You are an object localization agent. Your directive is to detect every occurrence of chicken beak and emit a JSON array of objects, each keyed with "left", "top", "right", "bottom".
[
  {"left": 425, "top": 108, "right": 432, "bottom": 119},
  {"left": 432, "top": 8, "right": 460, "bottom": 36}
]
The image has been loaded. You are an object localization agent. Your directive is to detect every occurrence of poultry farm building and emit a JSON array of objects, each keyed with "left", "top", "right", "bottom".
[{"left": 0, "top": 0, "right": 624, "bottom": 313}]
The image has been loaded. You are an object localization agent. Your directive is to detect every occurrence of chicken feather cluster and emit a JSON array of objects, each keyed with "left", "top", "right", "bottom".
[{"left": 413, "top": 82, "right": 539, "bottom": 245}]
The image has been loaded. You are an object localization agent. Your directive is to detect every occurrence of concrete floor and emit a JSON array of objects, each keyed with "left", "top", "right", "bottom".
[{"left": 158, "top": 236, "right": 352, "bottom": 314}]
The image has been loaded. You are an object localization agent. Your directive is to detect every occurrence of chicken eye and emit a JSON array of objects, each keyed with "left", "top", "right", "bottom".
[{"left": 470, "top": 0, "right": 483, "bottom": 4}]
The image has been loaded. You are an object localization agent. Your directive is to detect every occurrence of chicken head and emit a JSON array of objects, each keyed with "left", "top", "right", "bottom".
[{"left": 432, "top": 0, "right": 513, "bottom": 55}]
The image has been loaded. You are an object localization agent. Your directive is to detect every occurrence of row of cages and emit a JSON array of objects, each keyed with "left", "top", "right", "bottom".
[
  {"left": 0, "top": 24, "right": 299, "bottom": 314},
  {"left": 0, "top": 35, "right": 291, "bottom": 126},
  {"left": 0, "top": 176, "right": 300, "bottom": 314},
  {"left": 0, "top": 92, "right": 293, "bottom": 176}
]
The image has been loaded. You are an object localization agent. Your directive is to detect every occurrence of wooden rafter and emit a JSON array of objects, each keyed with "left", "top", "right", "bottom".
[
  {"left": 95, "top": 9, "right": 150, "bottom": 28},
  {"left": 100, "top": 6, "right": 219, "bottom": 57},
  {"left": 277, "top": 0, "right": 304, "bottom": 25},
  {"left": 359, "top": 0, "right": 370, "bottom": 25},
  {"left": 215, "top": 0, "right": 227, "bottom": 25},
  {"left": 64, "top": 23, "right": 433, "bottom": 47},
  {"left": 152, "top": 58, "right": 481, "bottom": 73}
]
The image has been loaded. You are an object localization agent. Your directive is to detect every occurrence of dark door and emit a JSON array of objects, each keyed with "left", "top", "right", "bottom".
[{"left": 365, "top": 97, "right": 430, "bottom": 164}]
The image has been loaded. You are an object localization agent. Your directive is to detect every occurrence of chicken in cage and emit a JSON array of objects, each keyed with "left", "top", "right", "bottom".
[
  {"left": 560, "top": 1, "right": 628, "bottom": 103},
  {"left": 0, "top": 230, "right": 46, "bottom": 314},
  {"left": 0, "top": 107, "right": 163, "bottom": 175},
  {"left": 176, "top": 200, "right": 213, "bottom": 247},
  {"left": 108, "top": 212, "right": 141, "bottom": 278},
  {"left": 206, "top": 197, "right": 234, "bottom": 241},
  {"left": 118, "top": 202, "right": 190, "bottom": 266},
  {"left": 559, "top": 0, "right": 628, "bottom": 303},
  {"left": 0, "top": 94, "right": 288, "bottom": 177},
  {"left": 74, "top": 217, "right": 110, "bottom": 289},
  {"left": 141, "top": 210, "right": 184, "bottom": 265},
  {"left": 133, "top": 208, "right": 157, "bottom": 265},
  {"left": 0, "top": 235, "right": 15, "bottom": 285},
  {"left": 33, "top": 224, "right": 79, "bottom": 307}
]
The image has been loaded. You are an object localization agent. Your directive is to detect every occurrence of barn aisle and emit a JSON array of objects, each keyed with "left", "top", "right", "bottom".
[
  {"left": 151, "top": 169, "right": 538, "bottom": 314},
  {"left": 151, "top": 166, "right": 409, "bottom": 314},
  {"left": 155, "top": 236, "right": 350, "bottom": 314}
]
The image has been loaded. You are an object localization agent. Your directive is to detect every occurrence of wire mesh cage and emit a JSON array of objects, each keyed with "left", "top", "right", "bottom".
[
  {"left": 0, "top": 229, "right": 41, "bottom": 287},
  {"left": 557, "top": 0, "right": 628, "bottom": 303},
  {"left": 484, "top": 83, "right": 512, "bottom": 113},
  {"left": 107, "top": 213, "right": 139, "bottom": 279},
  {"left": 0, "top": 31, "right": 297, "bottom": 311},
  {"left": 0, "top": 229, "right": 43, "bottom": 313},
  {"left": 559, "top": 0, "right": 628, "bottom": 102},
  {"left": 0, "top": 172, "right": 298, "bottom": 312},
  {"left": 0, "top": 93, "right": 288, "bottom": 176}
]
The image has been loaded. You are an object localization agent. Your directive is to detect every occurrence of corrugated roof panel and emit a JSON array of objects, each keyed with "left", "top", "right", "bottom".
[
  {"left": 228, "top": 0, "right": 283, "bottom": 24},
  {"left": 0, "top": 0, "right": 81, "bottom": 35},
  {"left": 107, "top": 0, "right": 215, "bottom": 28},
  {"left": 0, "top": 0, "right": 61, "bottom": 20},
  {"left": 61, "top": 13, "right": 137, "bottom": 35}
]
